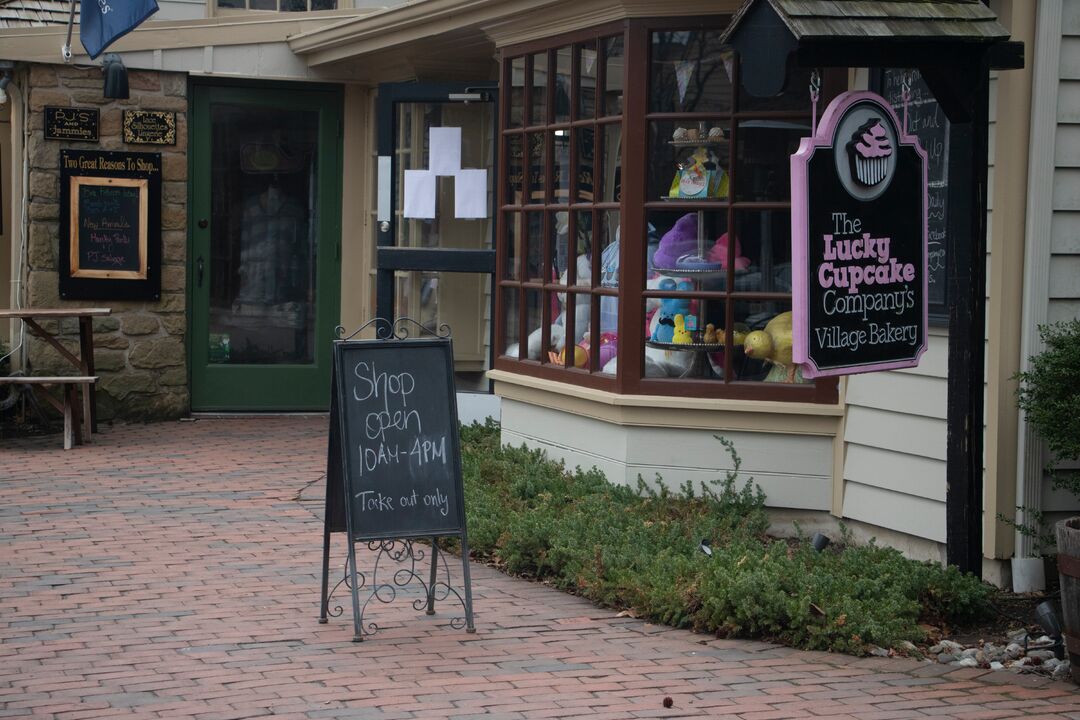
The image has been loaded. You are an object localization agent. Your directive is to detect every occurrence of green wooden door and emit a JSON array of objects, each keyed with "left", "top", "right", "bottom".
[{"left": 189, "top": 83, "right": 342, "bottom": 411}]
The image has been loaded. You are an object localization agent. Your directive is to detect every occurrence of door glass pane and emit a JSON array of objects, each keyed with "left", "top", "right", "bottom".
[
  {"left": 208, "top": 102, "right": 318, "bottom": 365},
  {"left": 396, "top": 270, "right": 492, "bottom": 388},
  {"left": 394, "top": 101, "right": 494, "bottom": 249}
]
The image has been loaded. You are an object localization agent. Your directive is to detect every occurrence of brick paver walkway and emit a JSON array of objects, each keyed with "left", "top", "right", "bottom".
[{"left": 2, "top": 417, "right": 1078, "bottom": 719}]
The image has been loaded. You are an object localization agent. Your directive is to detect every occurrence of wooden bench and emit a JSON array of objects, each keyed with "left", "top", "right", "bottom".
[{"left": 0, "top": 376, "right": 98, "bottom": 449}]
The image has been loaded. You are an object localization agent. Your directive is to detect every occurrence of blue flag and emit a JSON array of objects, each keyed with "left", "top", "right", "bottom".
[{"left": 79, "top": 0, "right": 159, "bottom": 60}]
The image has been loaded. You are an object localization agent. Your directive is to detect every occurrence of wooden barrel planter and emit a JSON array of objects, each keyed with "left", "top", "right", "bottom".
[{"left": 1058, "top": 517, "right": 1080, "bottom": 683}]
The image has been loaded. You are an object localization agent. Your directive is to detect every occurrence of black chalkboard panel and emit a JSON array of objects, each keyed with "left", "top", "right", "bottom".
[
  {"left": 331, "top": 338, "right": 465, "bottom": 540},
  {"left": 878, "top": 70, "right": 951, "bottom": 320},
  {"left": 75, "top": 181, "right": 145, "bottom": 276}
]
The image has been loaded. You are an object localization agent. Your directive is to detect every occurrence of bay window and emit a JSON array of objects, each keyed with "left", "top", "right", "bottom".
[{"left": 496, "top": 19, "right": 838, "bottom": 403}]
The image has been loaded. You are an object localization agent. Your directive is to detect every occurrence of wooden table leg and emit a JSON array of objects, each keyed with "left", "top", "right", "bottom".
[{"left": 78, "top": 317, "right": 98, "bottom": 435}]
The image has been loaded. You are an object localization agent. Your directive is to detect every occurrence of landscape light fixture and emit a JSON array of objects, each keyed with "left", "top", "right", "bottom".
[
  {"left": 699, "top": 538, "right": 713, "bottom": 557},
  {"left": 1033, "top": 599, "right": 1066, "bottom": 660},
  {"left": 811, "top": 532, "right": 831, "bottom": 552},
  {"left": 102, "top": 54, "right": 128, "bottom": 100}
]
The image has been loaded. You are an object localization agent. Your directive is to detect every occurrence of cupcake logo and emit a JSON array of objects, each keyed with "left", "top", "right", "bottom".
[{"left": 849, "top": 119, "right": 892, "bottom": 187}]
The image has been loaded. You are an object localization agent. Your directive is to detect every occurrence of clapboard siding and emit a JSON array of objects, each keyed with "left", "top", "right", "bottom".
[
  {"left": 844, "top": 444, "right": 946, "bottom": 502},
  {"left": 845, "top": 405, "right": 947, "bottom": 462},
  {"left": 1061, "top": 35, "right": 1080, "bottom": 79},
  {"left": 844, "top": 370, "right": 948, "bottom": 421},
  {"left": 1048, "top": 299, "right": 1080, "bottom": 324},
  {"left": 842, "top": 482, "right": 947, "bottom": 544},
  {"left": 1052, "top": 168, "right": 1080, "bottom": 210},
  {"left": 1039, "top": 13, "right": 1080, "bottom": 519},
  {"left": 1058, "top": 78, "right": 1080, "bottom": 122},
  {"left": 1049, "top": 255, "right": 1080, "bottom": 297},
  {"left": 1051, "top": 210, "right": 1080, "bottom": 253}
]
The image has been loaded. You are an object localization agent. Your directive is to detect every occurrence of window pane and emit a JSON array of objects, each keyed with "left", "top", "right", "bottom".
[
  {"left": 603, "top": 36, "right": 624, "bottom": 117},
  {"left": 735, "top": 300, "right": 806, "bottom": 382},
  {"left": 739, "top": 57, "right": 811, "bottom": 112},
  {"left": 598, "top": 210, "right": 619, "bottom": 334},
  {"left": 530, "top": 52, "right": 548, "bottom": 126},
  {"left": 524, "top": 212, "right": 544, "bottom": 281},
  {"left": 280, "top": 0, "right": 306, "bottom": 10},
  {"left": 553, "top": 130, "right": 570, "bottom": 204},
  {"left": 552, "top": 211, "right": 569, "bottom": 284},
  {"left": 735, "top": 120, "right": 809, "bottom": 201},
  {"left": 504, "top": 212, "right": 521, "bottom": 280},
  {"left": 576, "top": 210, "right": 595, "bottom": 287},
  {"left": 733, "top": 211, "right": 793, "bottom": 294},
  {"left": 576, "top": 127, "right": 595, "bottom": 202},
  {"left": 525, "top": 288, "right": 544, "bottom": 360},
  {"left": 650, "top": 32, "right": 733, "bottom": 113},
  {"left": 648, "top": 210, "right": 728, "bottom": 278},
  {"left": 311, "top": 0, "right": 337, "bottom": 8},
  {"left": 506, "top": 134, "right": 524, "bottom": 205},
  {"left": 649, "top": 120, "right": 729, "bottom": 203},
  {"left": 577, "top": 42, "right": 598, "bottom": 120},
  {"left": 595, "top": 297, "right": 618, "bottom": 374},
  {"left": 528, "top": 132, "right": 546, "bottom": 203},
  {"left": 555, "top": 47, "right": 572, "bottom": 124},
  {"left": 503, "top": 287, "right": 520, "bottom": 357},
  {"left": 600, "top": 123, "right": 622, "bottom": 203},
  {"left": 217, "top": 0, "right": 245, "bottom": 7},
  {"left": 250, "top": 0, "right": 275, "bottom": 9},
  {"left": 509, "top": 57, "right": 526, "bottom": 128}
]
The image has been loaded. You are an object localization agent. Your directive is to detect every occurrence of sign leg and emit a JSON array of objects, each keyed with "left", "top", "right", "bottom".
[
  {"left": 347, "top": 541, "right": 364, "bottom": 642},
  {"left": 426, "top": 538, "right": 439, "bottom": 615},
  {"left": 318, "top": 524, "right": 331, "bottom": 623},
  {"left": 458, "top": 533, "right": 476, "bottom": 633}
]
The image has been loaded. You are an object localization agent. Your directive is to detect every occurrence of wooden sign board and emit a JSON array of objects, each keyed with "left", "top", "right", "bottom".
[
  {"left": 45, "top": 106, "right": 99, "bottom": 142},
  {"left": 123, "top": 110, "right": 177, "bottom": 145},
  {"left": 790, "top": 91, "right": 928, "bottom": 378},
  {"left": 60, "top": 150, "right": 161, "bottom": 300}
]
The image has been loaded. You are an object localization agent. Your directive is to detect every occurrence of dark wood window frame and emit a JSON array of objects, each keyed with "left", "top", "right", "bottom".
[{"left": 495, "top": 17, "right": 839, "bottom": 404}]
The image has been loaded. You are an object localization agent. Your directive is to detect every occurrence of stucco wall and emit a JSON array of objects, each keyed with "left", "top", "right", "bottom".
[{"left": 23, "top": 63, "right": 188, "bottom": 421}]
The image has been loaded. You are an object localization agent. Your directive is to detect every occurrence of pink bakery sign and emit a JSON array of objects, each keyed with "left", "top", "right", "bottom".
[{"left": 790, "top": 91, "right": 929, "bottom": 378}]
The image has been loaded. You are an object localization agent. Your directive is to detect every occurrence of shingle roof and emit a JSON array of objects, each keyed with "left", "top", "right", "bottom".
[
  {"left": 722, "top": 0, "right": 1009, "bottom": 44},
  {"left": 0, "top": 0, "right": 77, "bottom": 29}
]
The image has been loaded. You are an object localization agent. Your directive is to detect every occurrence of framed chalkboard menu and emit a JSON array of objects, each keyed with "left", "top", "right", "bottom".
[
  {"left": 321, "top": 322, "right": 475, "bottom": 641},
  {"left": 60, "top": 150, "right": 161, "bottom": 300},
  {"left": 876, "top": 69, "right": 951, "bottom": 323}
]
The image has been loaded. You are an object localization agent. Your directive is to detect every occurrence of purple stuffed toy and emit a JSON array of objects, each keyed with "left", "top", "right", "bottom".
[{"left": 652, "top": 214, "right": 699, "bottom": 269}]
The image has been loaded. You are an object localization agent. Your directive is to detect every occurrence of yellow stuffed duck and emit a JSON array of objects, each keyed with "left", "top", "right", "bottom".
[{"left": 741, "top": 311, "right": 801, "bottom": 383}]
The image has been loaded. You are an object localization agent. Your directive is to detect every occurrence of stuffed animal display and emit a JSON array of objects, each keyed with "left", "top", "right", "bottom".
[{"left": 649, "top": 278, "right": 692, "bottom": 343}]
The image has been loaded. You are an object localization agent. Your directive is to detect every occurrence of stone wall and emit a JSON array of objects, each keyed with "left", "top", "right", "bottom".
[{"left": 23, "top": 64, "right": 188, "bottom": 421}]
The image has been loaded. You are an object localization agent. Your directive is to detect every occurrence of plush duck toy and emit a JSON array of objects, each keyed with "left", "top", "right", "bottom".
[
  {"left": 703, "top": 323, "right": 718, "bottom": 344},
  {"left": 742, "top": 311, "right": 799, "bottom": 382},
  {"left": 673, "top": 314, "right": 694, "bottom": 344}
]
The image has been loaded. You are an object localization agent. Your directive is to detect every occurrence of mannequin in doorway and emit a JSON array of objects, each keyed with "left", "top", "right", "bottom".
[{"left": 235, "top": 175, "right": 304, "bottom": 308}]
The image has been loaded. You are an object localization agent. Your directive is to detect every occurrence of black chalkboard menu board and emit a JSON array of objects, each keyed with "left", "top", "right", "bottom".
[
  {"left": 60, "top": 150, "right": 161, "bottom": 300},
  {"left": 321, "top": 331, "right": 475, "bottom": 641},
  {"left": 330, "top": 338, "right": 466, "bottom": 540},
  {"left": 878, "top": 70, "right": 951, "bottom": 321}
]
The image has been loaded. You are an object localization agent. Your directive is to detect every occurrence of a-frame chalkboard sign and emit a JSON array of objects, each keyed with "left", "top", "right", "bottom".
[{"left": 319, "top": 318, "right": 475, "bottom": 641}]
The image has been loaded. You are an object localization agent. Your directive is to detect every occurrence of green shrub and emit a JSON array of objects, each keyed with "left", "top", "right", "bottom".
[
  {"left": 1006, "top": 319, "right": 1080, "bottom": 550},
  {"left": 460, "top": 421, "right": 992, "bottom": 654}
]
